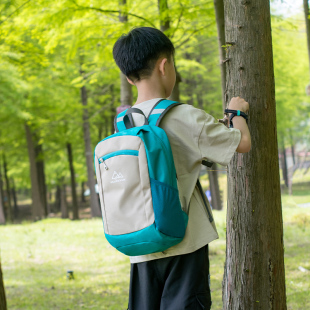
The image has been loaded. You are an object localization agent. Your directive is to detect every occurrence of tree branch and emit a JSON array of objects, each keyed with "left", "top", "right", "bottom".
[
  {"left": 69, "top": 0, "right": 157, "bottom": 28},
  {"left": 170, "top": 3, "right": 184, "bottom": 39},
  {"left": 0, "top": 0, "right": 32, "bottom": 26},
  {"left": 174, "top": 23, "right": 215, "bottom": 49}
]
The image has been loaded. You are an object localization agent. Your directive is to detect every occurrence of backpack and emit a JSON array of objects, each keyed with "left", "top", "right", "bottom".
[{"left": 94, "top": 99, "right": 188, "bottom": 256}]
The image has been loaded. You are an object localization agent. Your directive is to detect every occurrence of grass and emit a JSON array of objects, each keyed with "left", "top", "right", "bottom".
[{"left": 1, "top": 180, "right": 310, "bottom": 309}]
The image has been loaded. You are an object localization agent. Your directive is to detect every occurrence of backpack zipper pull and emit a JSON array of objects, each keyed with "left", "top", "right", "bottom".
[{"left": 99, "top": 158, "right": 109, "bottom": 170}]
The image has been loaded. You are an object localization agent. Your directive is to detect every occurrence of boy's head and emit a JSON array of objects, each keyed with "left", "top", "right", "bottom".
[{"left": 113, "top": 27, "right": 175, "bottom": 83}]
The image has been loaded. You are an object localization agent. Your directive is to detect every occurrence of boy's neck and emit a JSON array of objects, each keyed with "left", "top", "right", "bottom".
[{"left": 134, "top": 77, "right": 167, "bottom": 105}]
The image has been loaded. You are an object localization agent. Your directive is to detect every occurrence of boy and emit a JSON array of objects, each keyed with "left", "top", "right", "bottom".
[{"left": 113, "top": 27, "right": 251, "bottom": 310}]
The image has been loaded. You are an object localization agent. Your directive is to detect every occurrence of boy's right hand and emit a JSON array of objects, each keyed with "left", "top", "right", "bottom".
[{"left": 228, "top": 97, "right": 249, "bottom": 113}]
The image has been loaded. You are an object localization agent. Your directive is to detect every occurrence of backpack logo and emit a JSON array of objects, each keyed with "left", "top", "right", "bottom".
[{"left": 111, "top": 171, "right": 125, "bottom": 183}]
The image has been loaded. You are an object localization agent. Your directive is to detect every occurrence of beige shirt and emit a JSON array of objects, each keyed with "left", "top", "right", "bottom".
[{"left": 129, "top": 98, "right": 241, "bottom": 263}]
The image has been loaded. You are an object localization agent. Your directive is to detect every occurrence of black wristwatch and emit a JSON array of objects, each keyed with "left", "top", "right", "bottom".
[{"left": 224, "top": 109, "right": 248, "bottom": 128}]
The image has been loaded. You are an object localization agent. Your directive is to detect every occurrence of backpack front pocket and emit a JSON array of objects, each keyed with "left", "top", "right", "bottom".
[{"left": 95, "top": 136, "right": 154, "bottom": 236}]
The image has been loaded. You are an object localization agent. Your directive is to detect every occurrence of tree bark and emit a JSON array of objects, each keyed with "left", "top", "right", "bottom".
[
  {"left": 208, "top": 167, "right": 222, "bottom": 210},
  {"left": 80, "top": 83, "right": 101, "bottom": 217},
  {"left": 304, "top": 0, "right": 310, "bottom": 76},
  {"left": 158, "top": 0, "right": 181, "bottom": 102},
  {"left": 223, "top": 1, "right": 287, "bottom": 309},
  {"left": 0, "top": 260, "right": 7, "bottom": 310},
  {"left": 214, "top": 0, "right": 227, "bottom": 110},
  {"left": 120, "top": 72, "right": 133, "bottom": 106},
  {"left": 25, "top": 124, "right": 43, "bottom": 220},
  {"left": 169, "top": 70, "right": 181, "bottom": 102},
  {"left": 158, "top": 0, "right": 170, "bottom": 32},
  {"left": 35, "top": 143, "right": 48, "bottom": 217},
  {"left": 0, "top": 163, "right": 5, "bottom": 225},
  {"left": 67, "top": 143, "right": 79, "bottom": 220},
  {"left": 55, "top": 185, "right": 61, "bottom": 213},
  {"left": 281, "top": 142, "right": 288, "bottom": 188},
  {"left": 2, "top": 155, "right": 12, "bottom": 222},
  {"left": 81, "top": 182, "right": 86, "bottom": 203},
  {"left": 11, "top": 178, "right": 18, "bottom": 219},
  {"left": 61, "top": 182, "right": 68, "bottom": 219},
  {"left": 119, "top": 0, "right": 133, "bottom": 108}
]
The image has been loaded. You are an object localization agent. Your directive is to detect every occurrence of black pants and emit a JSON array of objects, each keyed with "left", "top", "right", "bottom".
[{"left": 128, "top": 245, "right": 211, "bottom": 310}]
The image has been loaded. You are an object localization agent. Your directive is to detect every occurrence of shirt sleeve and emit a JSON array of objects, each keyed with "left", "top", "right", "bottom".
[{"left": 198, "top": 110, "right": 241, "bottom": 166}]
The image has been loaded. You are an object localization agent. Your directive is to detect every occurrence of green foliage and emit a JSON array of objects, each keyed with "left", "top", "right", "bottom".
[
  {"left": 271, "top": 14, "right": 310, "bottom": 145},
  {"left": 0, "top": 0, "right": 309, "bottom": 196}
]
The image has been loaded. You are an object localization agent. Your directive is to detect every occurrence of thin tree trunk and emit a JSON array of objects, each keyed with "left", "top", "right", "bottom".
[
  {"left": 282, "top": 143, "right": 288, "bottom": 188},
  {"left": 158, "top": 0, "right": 170, "bottom": 32},
  {"left": 98, "top": 124, "right": 103, "bottom": 142},
  {"left": 214, "top": 0, "right": 227, "bottom": 110},
  {"left": 11, "top": 179, "right": 18, "bottom": 219},
  {"left": 67, "top": 143, "right": 79, "bottom": 220},
  {"left": 120, "top": 73, "right": 133, "bottom": 106},
  {"left": 61, "top": 182, "right": 68, "bottom": 219},
  {"left": 25, "top": 124, "right": 43, "bottom": 220},
  {"left": 223, "top": 1, "right": 287, "bottom": 309},
  {"left": 158, "top": 0, "right": 181, "bottom": 101},
  {"left": 80, "top": 82, "right": 101, "bottom": 218},
  {"left": 0, "top": 259, "right": 7, "bottom": 310},
  {"left": 55, "top": 185, "right": 61, "bottom": 213},
  {"left": 291, "top": 144, "right": 295, "bottom": 166},
  {"left": 304, "top": 0, "right": 310, "bottom": 76},
  {"left": 81, "top": 182, "right": 86, "bottom": 203},
  {"left": 208, "top": 166, "right": 222, "bottom": 210},
  {"left": 169, "top": 70, "right": 181, "bottom": 101},
  {"left": 119, "top": 0, "right": 133, "bottom": 108},
  {"left": 0, "top": 163, "right": 5, "bottom": 225},
  {"left": 2, "top": 155, "right": 12, "bottom": 222},
  {"left": 35, "top": 143, "right": 48, "bottom": 217},
  {"left": 110, "top": 84, "right": 116, "bottom": 135}
]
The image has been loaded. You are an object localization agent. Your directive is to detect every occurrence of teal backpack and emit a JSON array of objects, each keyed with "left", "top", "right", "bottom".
[{"left": 94, "top": 99, "right": 188, "bottom": 256}]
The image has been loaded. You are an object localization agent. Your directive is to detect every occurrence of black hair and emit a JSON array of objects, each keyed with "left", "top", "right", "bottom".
[{"left": 113, "top": 27, "right": 175, "bottom": 81}]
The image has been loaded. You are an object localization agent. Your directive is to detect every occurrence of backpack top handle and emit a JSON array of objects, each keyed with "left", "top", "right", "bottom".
[{"left": 123, "top": 108, "right": 149, "bottom": 129}]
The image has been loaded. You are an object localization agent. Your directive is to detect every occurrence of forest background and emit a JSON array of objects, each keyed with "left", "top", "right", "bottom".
[{"left": 0, "top": 0, "right": 310, "bottom": 309}]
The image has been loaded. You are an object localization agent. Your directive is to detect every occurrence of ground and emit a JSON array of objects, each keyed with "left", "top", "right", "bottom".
[{"left": 0, "top": 178, "right": 309, "bottom": 309}]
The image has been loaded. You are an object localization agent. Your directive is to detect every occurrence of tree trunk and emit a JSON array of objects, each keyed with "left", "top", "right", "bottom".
[
  {"left": 35, "top": 143, "right": 48, "bottom": 217},
  {"left": 61, "top": 182, "right": 68, "bottom": 219},
  {"left": 214, "top": 0, "right": 227, "bottom": 110},
  {"left": 119, "top": 0, "right": 133, "bottom": 108},
  {"left": 158, "top": 0, "right": 170, "bottom": 32},
  {"left": 25, "top": 124, "right": 43, "bottom": 220},
  {"left": 110, "top": 84, "right": 116, "bottom": 135},
  {"left": 55, "top": 185, "right": 61, "bottom": 213},
  {"left": 291, "top": 144, "right": 295, "bottom": 166},
  {"left": 158, "top": 0, "right": 181, "bottom": 102},
  {"left": 67, "top": 143, "right": 79, "bottom": 220},
  {"left": 281, "top": 144, "right": 288, "bottom": 188},
  {"left": 304, "top": 0, "right": 310, "bottom": 76},
  {"left": 2, "top": 155, "right": 12, "bottom": 222},
  {"left": 0, "top": 260, "right": 7, "bottom": 310},
  {"left": 11, "top": 178, "right": 18, "bottom": 219},
  {"left": 0, "top": 164, "right": 5, "bottom": 225},
  {"left": 81, "top": 182, "right": 86, "bottom": 203},
  {"left": 80, "top": 83, "right": 101, "bottom": 217},
  {"left": 120, "top": 73, "right": 133, "bottom": 106},
  {"left": 223, "top": 1, "right": 287, "bottom": 309},
  {"left": 208, "top": 166, "right": 222, "bottom": 210},
  {"left": 169, "top": 70, "right": 181, "bottom": 101}
]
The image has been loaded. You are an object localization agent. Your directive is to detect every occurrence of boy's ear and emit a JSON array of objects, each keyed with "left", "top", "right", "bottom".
[
  {"left": 126, "top": 77, "right": 135, "bottom": 85},
  {"left": 158, "top": 58, "right": 168, "bottom": 76}
]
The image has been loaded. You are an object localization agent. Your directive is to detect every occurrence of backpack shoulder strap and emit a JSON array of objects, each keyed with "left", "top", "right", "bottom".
[{"left": 148, "top": 99, "right": 182, "bottom": 126}]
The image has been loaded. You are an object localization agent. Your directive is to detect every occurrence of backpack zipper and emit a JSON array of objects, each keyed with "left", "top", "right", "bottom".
[
  {"left": 99, "top": 158, "right": 108, "bottom": 170},
  {"left": 98, "top": 150, "right": 139, "bottom": 171}
]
